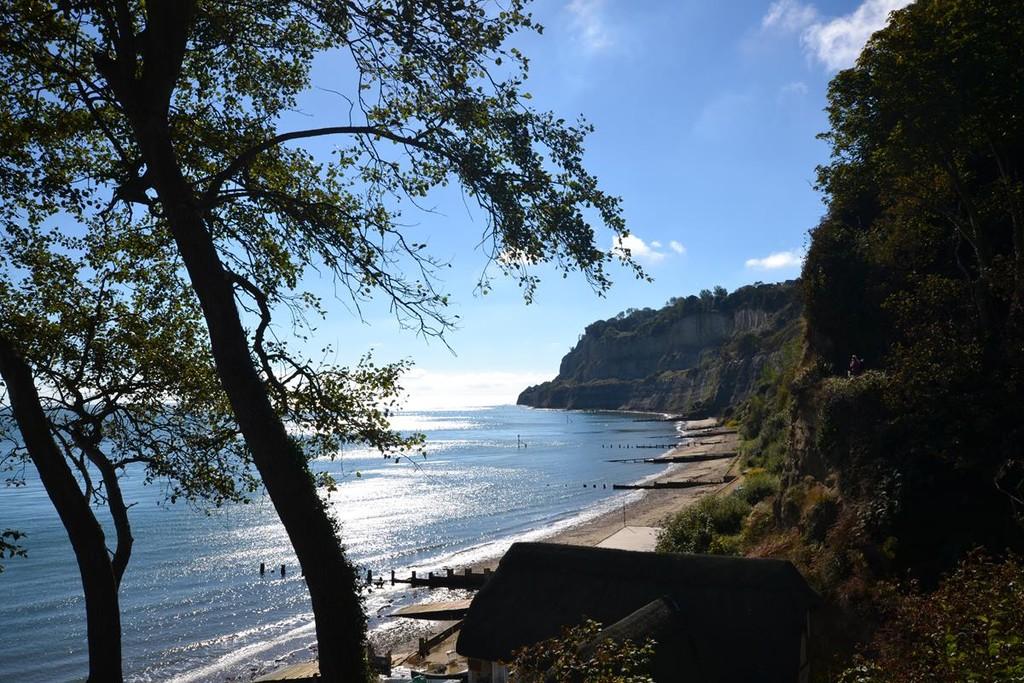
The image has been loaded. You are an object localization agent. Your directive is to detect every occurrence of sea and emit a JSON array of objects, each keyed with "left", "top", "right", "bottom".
[{"left": 0, "top": 405, "right": 681, "bottom": 682}]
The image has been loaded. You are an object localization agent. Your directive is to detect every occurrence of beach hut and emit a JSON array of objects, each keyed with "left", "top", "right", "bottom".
[{"left": 456, "top": 542, "right": 818, "bottom": 683}]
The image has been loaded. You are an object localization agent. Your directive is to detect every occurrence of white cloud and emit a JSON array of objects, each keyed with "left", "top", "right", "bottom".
[
  {"left": 762, "top": 0, "right": 912, "bottom": 71},
  {"left": 400, "top": 369, "right": 551, "bottom": 411},
  {"left": 650, "top": 240, "right": 663, "bottom": 248},
  {"left": 566, "top": 0, "right": 614, "bottom": 54},
  {"left": 612, "top": 233, "right": 667, "bottom": 263},
  {"left": 804, "top": 0, "right": 911, "bottom": 70},
  {"left": 745, "top": 250, "right": 804, "bottom": 270},
  {"left": 762, "top": 0, "right": 819, "bottom": 32},
  {"left": 780, "top": 81, "right": 808, "bottom": 96},
  {"left": 669, "top": 240, "right": 686, "bottom": 255}
]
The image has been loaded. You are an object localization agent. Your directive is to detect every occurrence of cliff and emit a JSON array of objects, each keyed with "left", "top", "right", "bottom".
[{"left": 517, "top": 281, "right": 802, "bottom": 415}]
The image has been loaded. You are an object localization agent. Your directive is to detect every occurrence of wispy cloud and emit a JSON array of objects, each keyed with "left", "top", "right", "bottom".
[
  {"left": 762, "top": 0, "right": 912, "bottom": 70},
  {"left": 745, "top": 250, "right": 804, "bottom": 270},
  {"left": 612, "top": 233, "right": 666, "bottom": 263},
  {"left": 780, "top": 81, "right": 808, "bottom": 96},
  {"left": 669, "top": 240, "right": 686, "bottom": 255},
  {"left": 566, "top": 0, "right": 614, "bottom": 54},
  {"left": 762, "top": 0, "right": 819, "bottom": 32},
  {"left": 692, "top": 91, "right": 756, "bottom": 141}
]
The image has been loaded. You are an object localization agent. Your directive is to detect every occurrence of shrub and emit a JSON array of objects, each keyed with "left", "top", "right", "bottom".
[
  {"left": 739, "top": 500, "right": 776, "bottom": 548},
  {"left": 657, "top": 494, "right": 752, "bottom": 555},
  {"left": 800, "top": 487, "right": 840, "bottom": 543},
  {"left": 511, "top": 619, "right": 655, "bottom": 683},
  {"left": 734, "top": 470, "right": 780, "bottom": 506},
  {"left": 838, "top": 551, "right": 1024, "bottom": 683}
]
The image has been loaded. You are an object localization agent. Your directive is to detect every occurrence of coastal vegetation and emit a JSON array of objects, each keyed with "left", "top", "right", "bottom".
[
  {"left": 541, "top": 0, "right": 1024, "bottom": 678},
  {"left": 3, "top": 0, "right": 1023, "bottom": 680},
  {"left": 0, "top": 0, "right": 640, "bottom": 680},
  {"left": 664, "top": 0, "right": 1024, "bottom": 678},
  {"left": 511, "top": 620, "right": 655, "bottom": 683}
]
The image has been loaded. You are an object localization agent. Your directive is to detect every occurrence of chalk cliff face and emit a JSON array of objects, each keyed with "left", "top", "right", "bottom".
[{"left": 517, "top": 281, "right": 802, "bottom": 415}]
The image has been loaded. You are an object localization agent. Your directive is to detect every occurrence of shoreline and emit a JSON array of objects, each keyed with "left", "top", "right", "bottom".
[
  {"left": 508, "top": 416, "right": 736, "bottom": 552},
  {"left": 371, "top": 421, "right": 740, "bottom": 676},
  {"left": 255, "top": 420, "right": 739, "bottom": 680}
]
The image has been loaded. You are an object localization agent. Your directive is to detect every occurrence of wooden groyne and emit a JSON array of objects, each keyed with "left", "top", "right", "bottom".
[
  {"left": 606, "top": 451, "right": 737, "bottom": 464},
  {"left": 612, "top": 475, "right": 735, "bottom": 490},
  {"left": 387, "top": 567, "right": 492, "bottom": 590},
  {"left": 683, "top": 428, "right": 737, "bottom": 438},
  {"left": 647, "top": 451, "right": 737, "bottom": 464}
]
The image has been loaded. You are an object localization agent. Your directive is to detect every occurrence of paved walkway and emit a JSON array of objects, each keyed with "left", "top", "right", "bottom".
[{"left": 596, "top": 525, "right": 662, "bottom": 552}]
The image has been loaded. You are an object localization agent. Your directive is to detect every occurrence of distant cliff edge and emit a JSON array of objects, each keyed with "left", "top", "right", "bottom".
[{"left": 517, "top": 281, "right": 802, "bottom": 416}]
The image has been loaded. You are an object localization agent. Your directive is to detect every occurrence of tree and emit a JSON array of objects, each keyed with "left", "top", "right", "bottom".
[
  {"left": 799, "top": 0, "right": 1024, "bottom": 578},
  {"left": 0, "top": 529, "right": 27, "bottom": 572},
  {"left": 0, "top": 2, "right": 641, "bottom": 679},
  {"left": 818, "top": 0, "right": 1024, "bottom": 338},
  {"left": 0, "top": 220, "right": 262, "bottom": 681}
]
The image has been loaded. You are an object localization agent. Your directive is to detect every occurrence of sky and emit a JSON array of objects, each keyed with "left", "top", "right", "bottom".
[{"left": 280, "top": 0, "right": 912, "bottom": 409}]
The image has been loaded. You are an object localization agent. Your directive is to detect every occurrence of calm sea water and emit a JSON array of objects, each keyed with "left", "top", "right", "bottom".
[{"left": 0, "top": 405, "right": 679, "bottom": 682}]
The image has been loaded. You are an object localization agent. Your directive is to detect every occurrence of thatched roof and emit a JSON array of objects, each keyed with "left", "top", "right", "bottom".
[{"left": 456, "top": 542, "right": 818, "bottom": 682}]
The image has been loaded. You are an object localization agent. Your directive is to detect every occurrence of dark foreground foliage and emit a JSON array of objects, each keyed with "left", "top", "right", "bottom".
[
  {"left": 511, "top": 620, "right": 655, "bottom": 683},
  {"left": 839, "top": 552, "right": 1024, "bottom": 683}
]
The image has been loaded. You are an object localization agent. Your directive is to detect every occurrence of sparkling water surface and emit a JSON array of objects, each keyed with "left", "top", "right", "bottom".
[{"left": 0, "top": 405, "right": 678, "bottom": 682}]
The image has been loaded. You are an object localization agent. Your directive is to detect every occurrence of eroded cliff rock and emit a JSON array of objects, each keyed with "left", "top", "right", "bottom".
[{"left": 517, "top": 281, "right": 802, "bottom": 415}]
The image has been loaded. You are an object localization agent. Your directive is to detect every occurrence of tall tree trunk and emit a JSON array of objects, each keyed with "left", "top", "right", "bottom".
[
  {"left": 138, "top": 126, "right": 368, "bottom": 682},
  {"left": 0, "top": 337, "right": 124, "bottom": 683},
  {"left": 94, "top": 5, "right": 370, "bottom": 677}
]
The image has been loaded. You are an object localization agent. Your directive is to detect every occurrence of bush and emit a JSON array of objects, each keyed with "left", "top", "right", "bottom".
[
  {"left": 838, "top": 552, "right": 1024, "bottom": 683},
  {"left": 511, "top": 619, "right": 655, "bottom": 683},
  {"left": 657, "top": 494, "right": 752, "bottom": 555},
  {"left": 800, "top": 487, "right": 840, "bottom": 543},
  {"left": 734, "top": 470, "right": 780, "bottom": 506},
  {"left": 739, "top": 500, "right": 776, "bottom": 548}
]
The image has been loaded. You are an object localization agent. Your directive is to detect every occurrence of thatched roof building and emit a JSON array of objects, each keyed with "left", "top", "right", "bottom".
[{"left": 456, "top": 542, "right": 818, "bottom": 683}]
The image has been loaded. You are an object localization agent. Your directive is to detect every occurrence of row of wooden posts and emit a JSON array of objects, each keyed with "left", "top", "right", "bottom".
[{"left": 366, "top": 566, "right": 494, "bottom": 590}]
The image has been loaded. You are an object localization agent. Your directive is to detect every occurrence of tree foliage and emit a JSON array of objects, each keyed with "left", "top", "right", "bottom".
[
  {"left": 0, "top": 0, "right": 637, "bottom": 475},
  {"left": 798, "top": 0, "right": 1024, "bottom": 578},
  {"left": 0, "top": 529, "right": 27, "bottom": 573},
  {"left": 0, "top": 1, "right": 640, "bottom": 678},
  {"left": 511, "top": 619, "right": 655, "bottom": 683},
  {"left": 839, "top": 552, "right": 1024, "bottom": 683}
]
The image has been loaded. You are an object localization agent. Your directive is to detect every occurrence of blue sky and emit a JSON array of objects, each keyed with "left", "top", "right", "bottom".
[{"left": 284, "top": 0, "right": 910, "bottom": 408}]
